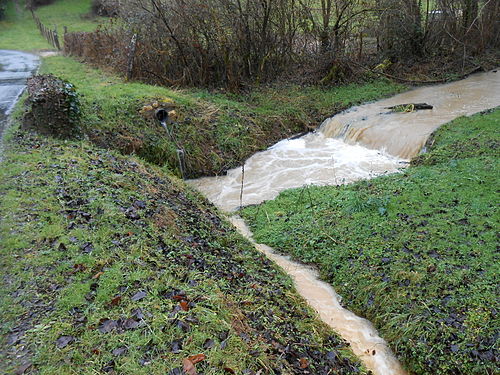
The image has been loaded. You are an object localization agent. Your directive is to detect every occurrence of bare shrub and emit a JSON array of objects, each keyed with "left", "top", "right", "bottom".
[
  {"left": 0, "top": 0, "right": 6, "bottom": 21},
  {"left": 378, "top": 0, "right": 424, "bottom": 59},
  {"left": 26, "top": 0, "right": 54, "bottom": 10},
  {"left": 90, "top": 0, "right": 119, "bottom": 17},
  {"left": 63, "top": 0, "right": 500, "bottom": 87},
  {"left": 64, "top": 26, "right": 131, "bottom": 73}
]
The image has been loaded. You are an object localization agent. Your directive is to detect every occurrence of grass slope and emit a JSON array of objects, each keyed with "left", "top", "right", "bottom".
[
  {"left": 0, "top": 124, "right": 364, "bottom": 374},
  {"left": 40, "top": 55, "right": 404, "bottom": 178},
  {"left": 242, "top": 109, "right": 500, "bottom": 375}
]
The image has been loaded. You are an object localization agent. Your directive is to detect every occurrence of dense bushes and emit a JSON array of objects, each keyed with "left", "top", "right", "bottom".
[
  {"left": 90, "top": 0, "right": 118, "bottom": 17},
  {"left": 26, "top": 0, "right": 54, "bottom": 10},
  {"left": 65, "top": 0, "right": 375, "bottom": 88},
  {"left": 62, "top": 0, "right": 499, "bottom": 89}
]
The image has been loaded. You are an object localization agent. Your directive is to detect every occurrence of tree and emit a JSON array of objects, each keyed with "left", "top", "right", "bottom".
[{"left": 378, "top": 0, "right": 423, "bottom": 59}]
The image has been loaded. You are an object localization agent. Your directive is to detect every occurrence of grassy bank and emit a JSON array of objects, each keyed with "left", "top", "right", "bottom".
[
  {"left": 242, "top": 109, "right": 500, "bottom": 375},
  {"left": 1, "top": 0, "right": 405, "bottom": 178},
  {"left": 39, "top": 55, "right": 404, "bottom": 178},
  {"left": 0, "top": 120, "right": 366, "bottom": 374}
]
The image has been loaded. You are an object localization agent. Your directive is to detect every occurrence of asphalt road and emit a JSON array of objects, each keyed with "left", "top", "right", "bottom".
[{"left": 0, "top": 50, "right": 39, "bottom": 154}]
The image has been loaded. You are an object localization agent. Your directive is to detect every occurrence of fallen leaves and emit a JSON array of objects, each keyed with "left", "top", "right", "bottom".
[
  {"left": 98, "top": 317, "right": 142, "bottom": 333},
  {"left": 98, "top": 319, "right": 118, "bottom": 334},
  {"left": 202, "top": 338, "right": 215, "bottom": 349},
  {"left": 183, "top": 354, "right": 206, "bottom": 375},
  {"left": 80, "top": 242, "right": 93, "bottom": 254},
  {"left": 171, "top": 339, "right": 182, "bottom": 353},
  {"left": 131, "top": 290, "right": 147, "bottom": 301},
  {"left": 56, "top": 335, "right": 74, "bottom": 349},
  {"left": 183, "top": 358, "right": 197, "bottom": 375},
  {"left": 299, "top": 357, "right": 309, "bottom": 369},
  {"left": 72, "top": 263, "right": 86, "bottom": 273},
  {"left": 187, "top": 353, "right": 206, "bottom": 364},
  {"left": 112, "top": 347, "right": 128, "bottom": 356},
  {"left": 109, "top": 295, "right": 122, "bottom": 306}
]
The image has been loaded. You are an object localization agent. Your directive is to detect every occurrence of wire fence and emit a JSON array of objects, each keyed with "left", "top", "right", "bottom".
[{"left": 31, "top": 10, "right": 61, "bottom": 50}]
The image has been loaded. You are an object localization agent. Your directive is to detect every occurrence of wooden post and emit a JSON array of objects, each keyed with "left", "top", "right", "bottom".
[
  {"left": 54, "top": 27, "right": 61, "bottom": 50},
  {"left": 358, "top": 31, "right": 363, "bottom": 59},
  {"left": 126, "top": 33, "right": 138, "bottom": 80}
]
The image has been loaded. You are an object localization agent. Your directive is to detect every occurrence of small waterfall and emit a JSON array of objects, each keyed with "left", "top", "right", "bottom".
[{"left": 319, "top": 70, "right": 500, "bottom": 159}]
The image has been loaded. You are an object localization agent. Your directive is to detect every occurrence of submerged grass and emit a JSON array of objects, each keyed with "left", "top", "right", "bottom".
[
  {"left": 0, "top": 122, "right": 364, "bottom": 374},
  {"left": 242, "top": 109, "right": 500, "bottom": 375}
]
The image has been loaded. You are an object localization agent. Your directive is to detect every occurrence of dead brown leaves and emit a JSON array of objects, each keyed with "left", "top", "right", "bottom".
[{"left": 182, "top": 353, "right": 206, "bottom": 375}]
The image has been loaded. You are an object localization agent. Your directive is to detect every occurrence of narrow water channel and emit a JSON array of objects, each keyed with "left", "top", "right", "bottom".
[
  {"left": 188, "top": 71, "right": 500, "bottom": 375},
  {"left": 231, "top": 216, "right": 407, "bottom": 375}
]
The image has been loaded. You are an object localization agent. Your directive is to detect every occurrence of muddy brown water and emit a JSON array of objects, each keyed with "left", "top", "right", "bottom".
[
  {"left": 189, "top": 70, "right": 500, "bottom": 212},
  {"left": 188, "top": 70, "right": 500, "bottom": 375},
  {"left": 321, "top": 70, "right": 500, "bottom": 159},
  {"left": 231, "top": 216, "right": 406, "bottom": 375}
]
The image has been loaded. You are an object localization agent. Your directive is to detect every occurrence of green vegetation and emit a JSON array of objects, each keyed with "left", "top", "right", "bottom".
[
  {"left": 0, "top": 0, "right": 103, "bottom": 51},
  {"left": 242, "top": 109, "right": 500, "bottom": 375},
  {"left": 1, "top": 1, "right": 498, "bottom": 375},
  {"left": 0, "top": 121, "right": 365, "bottom": 374},
  {"left": 39, "top": 55, "right": 403, "bottom": 177}
]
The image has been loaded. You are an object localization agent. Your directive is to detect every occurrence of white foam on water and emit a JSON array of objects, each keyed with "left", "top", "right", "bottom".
[{"left": 189, "top": 132, "right": 405, "bottom": 211}]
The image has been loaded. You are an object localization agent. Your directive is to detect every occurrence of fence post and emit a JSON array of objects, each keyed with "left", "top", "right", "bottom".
[
  {"left": 30, "top": 10, "right": 63, "bottom": 51},
  {"left": 54, "top": 26, "right": 61, "bottom": 50},
  {"left": 126, "top": 33, "right": 138, "bottom": 80}
]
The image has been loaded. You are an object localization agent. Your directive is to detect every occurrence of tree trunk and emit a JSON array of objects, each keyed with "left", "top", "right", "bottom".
[{"left": 462, "top": 0, "right": 479, "bottom": 31}]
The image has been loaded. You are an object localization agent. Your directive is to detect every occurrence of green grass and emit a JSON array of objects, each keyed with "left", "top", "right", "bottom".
[
  {"left": 0, "top": 0, "right": 103, "bottom": 51},
  {"left": 0, "top": 123, "right": 365, "bottom": 374},
  {"left": 242, "top": 109, "right": 500, "bottom": 375}
]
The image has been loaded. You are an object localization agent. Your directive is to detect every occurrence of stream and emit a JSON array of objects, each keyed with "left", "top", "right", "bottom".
[
  {"left": 190, "top": 70, "right": 500, "bottom": 212},
  {"left": 188, "top": 70, "right": 500, "bottom": 375}
]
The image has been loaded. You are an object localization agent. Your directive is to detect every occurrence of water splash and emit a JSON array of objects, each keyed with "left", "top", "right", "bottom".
[{"left": 189, "top": 135, "right": 405, "bottom": 211}]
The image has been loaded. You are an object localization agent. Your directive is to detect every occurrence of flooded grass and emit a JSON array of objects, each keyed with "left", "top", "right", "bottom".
[{"left": 242, "top": 109, "right": 500, "bottom": 375}]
